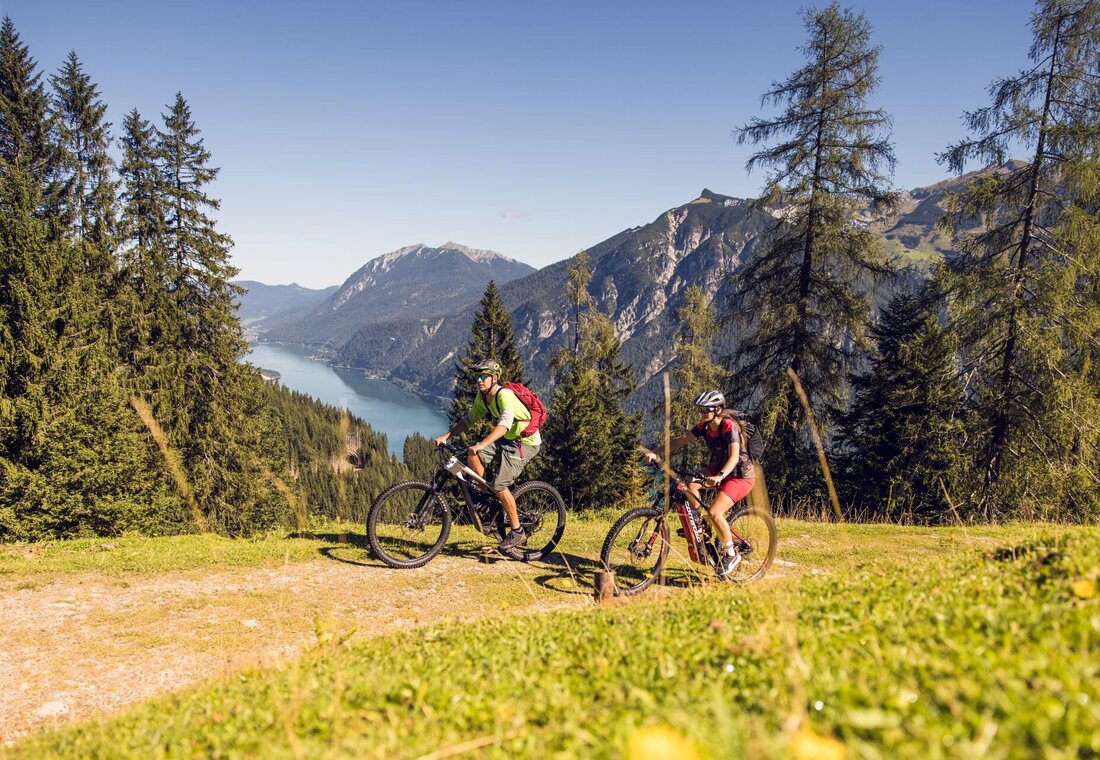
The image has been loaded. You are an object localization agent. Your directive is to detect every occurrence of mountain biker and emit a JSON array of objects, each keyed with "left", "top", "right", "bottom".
[
  {"left": 433, "top": 359, "right": 542, "bottom": 551},
  {"left": 657, "top": 390, "right": 754, "bottom": 577}
]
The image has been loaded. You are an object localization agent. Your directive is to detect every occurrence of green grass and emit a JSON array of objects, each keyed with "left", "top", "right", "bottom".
[
  {"left": 0, "top": 528, "right": 343, "bottom": 586},
  {"left": 5, "top": 520, "right": 1098, "bottom": 759}
]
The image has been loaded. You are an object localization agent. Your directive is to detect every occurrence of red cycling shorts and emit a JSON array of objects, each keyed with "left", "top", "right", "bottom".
[{"left": 703, "top": 465, "right": 755, "bottom": 503}]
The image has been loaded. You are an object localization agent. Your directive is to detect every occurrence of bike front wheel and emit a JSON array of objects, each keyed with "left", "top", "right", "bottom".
[
  {"left": 600, "top": 507, "right": 669, "bottom": 595},
  {"left": 367, "top": 480, "right": 452, "bottom": 568},
  {"left": 724, "top": 505, "right": 777, "bottom": 582},
  {"left": 503, "top": 480, "right": 567, "bottom": 561}
]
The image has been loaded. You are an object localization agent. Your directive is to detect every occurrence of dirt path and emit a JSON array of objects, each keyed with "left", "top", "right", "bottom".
[{"left": 0, "top": 551, "right": 593, "bottom": 745}]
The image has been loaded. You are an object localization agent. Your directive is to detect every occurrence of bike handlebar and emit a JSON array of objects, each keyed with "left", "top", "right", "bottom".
[{"left": 437, "top": 439, "right": 469, "bottom": 457}]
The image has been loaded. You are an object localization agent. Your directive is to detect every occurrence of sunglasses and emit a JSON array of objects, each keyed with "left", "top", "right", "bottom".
[{"left": 474, "top": 373, "right": 493, "bottom": 382}]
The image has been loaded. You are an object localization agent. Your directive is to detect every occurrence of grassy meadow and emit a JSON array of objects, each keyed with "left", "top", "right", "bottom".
[{"left": 2, "top": 518, "right": 1098, "bottom": 759}]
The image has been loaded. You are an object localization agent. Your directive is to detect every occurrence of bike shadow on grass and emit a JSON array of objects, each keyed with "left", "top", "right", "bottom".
[
  {"left": 306, "top": 531, "right": 533, "bottom": 569},
  {"left": 527, "top": 549, "right": 606, "bottom": 596}
]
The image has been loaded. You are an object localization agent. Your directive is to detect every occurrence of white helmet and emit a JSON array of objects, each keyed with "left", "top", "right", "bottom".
[{"left": 693, "top": 390, "right": 725, "bottom": 409}]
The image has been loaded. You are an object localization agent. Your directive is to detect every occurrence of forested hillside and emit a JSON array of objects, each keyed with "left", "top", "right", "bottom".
[{"left": 0, "top": 19, "right": 407, "bottom": 540}]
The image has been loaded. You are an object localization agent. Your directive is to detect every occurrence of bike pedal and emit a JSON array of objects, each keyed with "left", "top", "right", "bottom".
[{"left": 675, "top": 528, "right": 686, "bottom": 537}]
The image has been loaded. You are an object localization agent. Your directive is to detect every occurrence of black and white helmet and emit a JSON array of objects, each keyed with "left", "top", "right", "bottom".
[{"left": 692, "top": 390, "right": 725, "bottom": 410}]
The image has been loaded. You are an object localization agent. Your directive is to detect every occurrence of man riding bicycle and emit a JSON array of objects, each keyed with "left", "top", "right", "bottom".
[
  {"left": 657, "top": 390, "right": 755, "bottom": 577},
  {"left": 433, "top": 359, "right": 542, "bottom": 551}
]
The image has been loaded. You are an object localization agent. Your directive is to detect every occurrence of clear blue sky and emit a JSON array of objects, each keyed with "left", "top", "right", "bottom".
[{"left": 7, "top": 0, "right": 1035, "bottom": 288}]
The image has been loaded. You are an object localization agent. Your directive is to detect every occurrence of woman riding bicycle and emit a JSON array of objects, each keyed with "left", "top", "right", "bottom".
[{"left": 659, "top": 390, "right": 755, "bottom": 577}]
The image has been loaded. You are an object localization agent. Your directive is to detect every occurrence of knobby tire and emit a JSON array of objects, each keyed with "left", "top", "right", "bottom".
[
  {"left": 367, "top": 480, "right": 452, "bottom": 569},
  {"left": 599, "top": 506, "right": 670, "bottom": 595},
  {"left": 502, "top": 480, "right": 567, "bottom": 561}
]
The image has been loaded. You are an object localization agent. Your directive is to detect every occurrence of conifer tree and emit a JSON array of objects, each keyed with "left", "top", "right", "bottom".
[
  {"left": 837, "top": 286, "right": 968, "bottom": 522},
  {"left": 403, "top": 433, "right": 438, "bottom": 481},
  {"left": 0, "top": 24, "right": 178, "bottom": 539},
  {"left": 0, "top": 17, "right": 59, "bottom": 210},
  {"left": 151, "top": 93, "right": 277, "bottom": 532},
  {"left": 732, "top": 2, "right": 896, "bottom": 498},
  {"left": 450, "top": 280, "right": 526, "bottom": 425},
  {"left": 539, "top": 252, "right": 642, "bottom": 510},
  {"left": 938, "top": 0, "right": 1100, "bottom": 519},
  {"left": 668, "top": 286, "right": 727, "bottom": 470},
  {"left": 50, "top": 51, "right": 116, "bottom": 253}
]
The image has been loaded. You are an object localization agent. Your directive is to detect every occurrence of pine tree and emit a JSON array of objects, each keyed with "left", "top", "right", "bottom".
[
  {"left": 449, "top": 279, "right": 526, "bottom": 425},
  {"left": 539, "top": 252, "right": 642, "bottom": 510},
  {"left": 732, "top": 2, "right": 896, "bottom": 498},
  {"left": 837, "top": 285, "right": 968, "bottom": 522},
  {"left": 938, "top": 0, "right": 1100, "bottom": 519}
]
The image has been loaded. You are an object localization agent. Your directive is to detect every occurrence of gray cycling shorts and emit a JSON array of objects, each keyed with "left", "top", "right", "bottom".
[{"left": 476, "top": 438, "right": 540, "bottom": 492}]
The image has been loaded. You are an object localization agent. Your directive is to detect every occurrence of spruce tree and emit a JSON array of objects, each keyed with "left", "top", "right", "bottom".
[
  {"left": 938, "top": 0, "right": 1100, "bottom": 519},
  {"left": 0, "top": 17, "right": 59, "bottom": 210},
  {"left": 539, "top": 252, "right": 642, "bottom": 510},
  {"left": 837, "top": 285, "right": 968, "bottom": 522},
  {"left": 116, "top": 108, "right": 170, "bottom": 371},
  {"left": 152, "top": 93, "right": 279, "bottom": 533},
  {"left": 450, "top": 279, "right": 526, "bottom": 425},
  {"left": 50, "top": 51, "right": 116, "bottom": 252},
  {"left": 0, "top": 24, "right": 178, "bottom": 539},
  {"left": 732, "top": 2, "right": 896, "bottom": 499}
]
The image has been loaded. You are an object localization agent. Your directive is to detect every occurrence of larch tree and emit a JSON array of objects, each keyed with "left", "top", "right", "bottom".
[
  {"left": 732, "top": 2, "right": 896, "bottom": 498},
  {"left": 938, "top": 0, "right": 1100, "bottom": 520}
]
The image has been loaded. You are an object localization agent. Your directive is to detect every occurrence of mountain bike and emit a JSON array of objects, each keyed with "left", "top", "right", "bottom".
[
  {"left": 367, "top": 440, "right": 567, "bottom": 568},
  {"left": 600, "top": 463, "right": 777, "bottom": 595}
]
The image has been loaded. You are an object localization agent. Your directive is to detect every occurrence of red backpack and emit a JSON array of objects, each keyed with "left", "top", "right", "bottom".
[{"left": 500, "top": 382, "right": 547, "bottom": 437}]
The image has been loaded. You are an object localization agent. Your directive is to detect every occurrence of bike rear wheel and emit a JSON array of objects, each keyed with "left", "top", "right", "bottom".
[
  {"left": 724, "top": 505, "right": 777, "bottom": 582},
  {"left": 367, "top": 480, "right": 452, "bottom": 568},
  {"left": 503, "top": 480, "right": 566, "bottom": 561},
  {"left": 599, "top": 506, "right": 669, "bottom": 595}
]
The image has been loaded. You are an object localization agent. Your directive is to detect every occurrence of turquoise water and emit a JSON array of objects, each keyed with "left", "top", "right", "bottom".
[{"left": 244, "top": 343, "right": 449, "bottom": 458}]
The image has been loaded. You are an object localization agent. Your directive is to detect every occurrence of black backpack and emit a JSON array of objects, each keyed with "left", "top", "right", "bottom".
[{"left": 721, "top": 410, "right": 765, "bottom": 463}]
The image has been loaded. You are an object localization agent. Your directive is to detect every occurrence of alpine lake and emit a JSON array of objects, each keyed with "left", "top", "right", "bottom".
[{"left": 244, "top": 342, "right": 449, "bottom": 459}]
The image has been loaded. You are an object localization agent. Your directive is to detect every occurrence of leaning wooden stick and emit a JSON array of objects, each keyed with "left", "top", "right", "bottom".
[
  {"left": 662, "top": 372, "right": 671, "bottom": 524},
  {"left": 786, "top": 367, "right": 843, "bottom": 521}
]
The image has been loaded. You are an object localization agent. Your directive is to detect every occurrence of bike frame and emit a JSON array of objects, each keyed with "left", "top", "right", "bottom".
[
  {"left": 428, "top": 445, "right": 507, "bottom": 537},
  {"left": 658, "top": 470, "right": 751, "bottom": 569}
]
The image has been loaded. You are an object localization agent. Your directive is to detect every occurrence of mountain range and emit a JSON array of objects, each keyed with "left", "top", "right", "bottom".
[
  {"left": 241, "top": 171, "right": 980, "bottom": 407},
  {"left": 255, "top": 243, "right": 535, "bottom": 348}
]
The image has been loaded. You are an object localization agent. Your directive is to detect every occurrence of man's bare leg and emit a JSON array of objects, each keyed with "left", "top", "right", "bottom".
[
  {"left": 497, "top": 487, "right": 519, "bottom": 530},
  {"left": 468, "top": 453, "right": 520, "bottom": 530}
]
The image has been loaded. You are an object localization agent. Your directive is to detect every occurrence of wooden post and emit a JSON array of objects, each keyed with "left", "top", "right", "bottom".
[
  {"left": 593, "top": 569, "right": 616, "bottom": 603},
  {"left": 661, "top": 372, "right": 671, "bottom": 587}
]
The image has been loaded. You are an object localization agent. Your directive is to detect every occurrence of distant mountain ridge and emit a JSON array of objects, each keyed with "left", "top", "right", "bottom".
[
  {"left": 245, "top": 171, "right": 982, "bottom": 407},
  {"left": 258, "top": 243, "right": 535, "bottom": 347},
  {"left": 234, "top": 281, "right": 337, "bottom": 331},
  {"left": 333, "top": 173, "right": 971, "bottom": 404}
]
